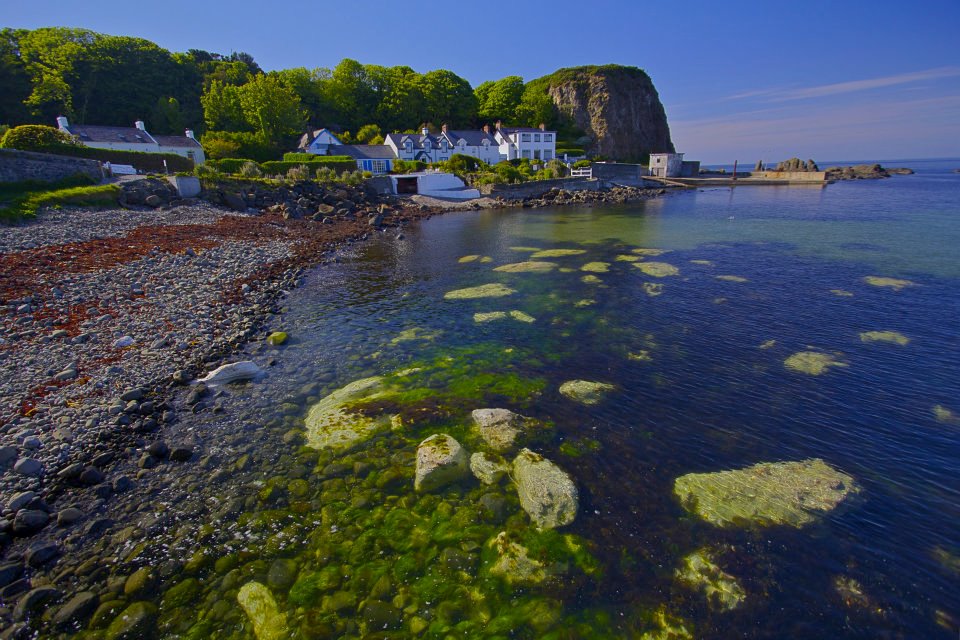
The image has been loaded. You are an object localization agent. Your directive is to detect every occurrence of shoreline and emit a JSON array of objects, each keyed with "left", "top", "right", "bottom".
[{"left": 0, "top": 180, "right": 669, "bottom": 634}]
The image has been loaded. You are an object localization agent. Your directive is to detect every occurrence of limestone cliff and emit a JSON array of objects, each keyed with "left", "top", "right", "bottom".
[{"left": 533, "top": 65, "right": 674, "bottom": 161}]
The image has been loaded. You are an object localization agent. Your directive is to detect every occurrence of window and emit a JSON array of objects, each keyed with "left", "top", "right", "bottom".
[
  {"left": 544, "top": 151, "right": 552, "bottom": 161},
  {"left": 521, "top": 150, "right": 531, "bottom": 159},
  {"left": 187, "top": 151, "right": 195, "bottom": 161},
  {"left": 372, "top": 160, "right": 386, "bottom": 174},
  {"left": 534, "top": 134, "right": 541, "bottom": 142},
  {"left": 544, "top": 134, "right": 553, "bottom": 142},
  {"left": 521, "top": 134, "right": 531, "bottom": 142}
]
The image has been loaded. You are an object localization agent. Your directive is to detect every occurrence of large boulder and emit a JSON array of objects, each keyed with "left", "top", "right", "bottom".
[
  {"left": 673, "top": 458, "right": 860, "bottom": 528},
  {"left": 415, "top": 434, "right": 469, "bottom": 492},
  {"left": 513, "top": 449, "right": 578, "bottom": 529},
  {"left": 471, "top": 408, "right": 532, "bottom": 452},
  {"left": 304, "top": 377, "right": 394, "bottom": 452},
  {"left": 237, "top": 581, "right": 288, "bottom": 640},
  {"left": 559, "top": 380, "right": 615, "bottom": 406}
]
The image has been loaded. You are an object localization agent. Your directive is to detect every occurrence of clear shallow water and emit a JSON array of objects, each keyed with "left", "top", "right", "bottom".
[{"left": 129, "top": 161, "right": 960, "bottom": 638}]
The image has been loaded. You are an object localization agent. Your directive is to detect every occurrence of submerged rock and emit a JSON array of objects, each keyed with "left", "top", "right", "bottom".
[
  {"left": 675, "top": 548, "right": 746, "bottom": 611},
  {"left": 864, "top": 275, "right": 914, "bottom": 290},
  {"left": 632, "top": 248, "right": 671, "bottom": 256},
  {"left": 831, "top": 289, "right": 854, "bottom": 297},
  {"left": 580, "top": 262, "right": 610, "bottom": 273},
  {"left": 104, "top": 601, "right": 157, "bottom": 640},
  {"left": 304, "top": 376, "right": 392, "bottom": 451},
  {"left": 859, "top": 330, "right": 910, "bottom": 346},
  {"left": 559, "top": 380, "right": 615, "bottom": 405},
  {"left": 458, "top": 255, "right": 480, "bottom": 263},
  {"left": 715, "top": 275, "right": 748, "bottom": 283},
  {"left": 470, "top": 452, "right": 509, "bottom": 484},
  {"left": 415, "top": 434, "right": 469, "bottom": 492},
  {"left": 195, "top": 361, "right": 261, "bottom": 386},
  {"left": 933, "top": 405, "right": 959, "bottom": 425},
  {"left": 237, "top": 581, "right": 287, "bottom": 640},
  {"left": 642, "top": 282, "right": 664, "bottom": 297},
  {"left": 633, "top": 262, "right": 679, "bottom": 277},
  {"left": 474, "top": 311, "right": 507, "bottom": 323},
  {"left": 493, "top": 261, "right": 557, "bottom": 273},
  {"left": 784, "top": 351, "right": 848, "bottom": 375},
  {"left": 673, "top": 458, "right": 860, "bottom": 528},
  {"left": 444, "top": 283, "right": 517, "bottom": 299},
  {"left": 509, "top": 310, "right": 536, "bottom": 323},
  {"left": 487, "top": 531, "right": 553, "bottom": 585},
  {"left": 529, "top": 249, "right": 587, "bottom": 258},
  {"left": 616, "top": 254, "right": 641, "bottom": 262},
  {"left": 581, "top": 275, "right": 602, "bottom": 284},
  {"left": 513, "top": 449, "right": 578, "bottom": 529},
  {"left": 471, "top": 408, "right": 541, "bottom": 452}
]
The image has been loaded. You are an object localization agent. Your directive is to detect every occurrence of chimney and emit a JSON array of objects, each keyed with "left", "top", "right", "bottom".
[
  {"left": 539, "top": 123, "right": 546, "bottom": 131},
  {"left": 421, "top": 126, "right": 429, "bottom": 136},
  {"left": 441, "top": 123, "right": 448, "bottom": 134},
  {"left": 185, "top": 129, "right": 196, "bottom": 140},
  {"left": 135, "top": 120, "right": 146, "bottom": 131},
  {"left": 482, "top": 124, "right": 490, "bottom": 134},
  {"left": 495, "top": 120, "right": 502, "bottom": 131},
  {"left": 56, "top": 116, "right": 69, "bottom": 130}
]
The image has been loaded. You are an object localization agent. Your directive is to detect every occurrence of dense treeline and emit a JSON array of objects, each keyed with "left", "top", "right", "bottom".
[{"left": 0, "top": 27, "right": 565, "bottom": 160}]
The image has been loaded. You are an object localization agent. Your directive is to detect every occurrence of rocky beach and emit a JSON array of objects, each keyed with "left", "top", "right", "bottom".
[{"left": 0, "top": 176, "right": 667, "bottom": 636}]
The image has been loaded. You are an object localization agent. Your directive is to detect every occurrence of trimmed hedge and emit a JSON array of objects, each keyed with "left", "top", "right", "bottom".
[
  {"left": 207, "top": 158, "right": 258, "bottom": 174},
  {"left": 556, "top": 147, "right": 585, "bottom": 156},
  {"left": 22, "top": 144, "right": 195, "bottom": 173},
  {"left": 260, "top": 159, "right": 356, "bottom": 175}
]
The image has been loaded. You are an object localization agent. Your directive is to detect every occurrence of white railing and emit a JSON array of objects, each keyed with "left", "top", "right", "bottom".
[{"left": 570, "top": 167, "right": 592, "bottom": 178}]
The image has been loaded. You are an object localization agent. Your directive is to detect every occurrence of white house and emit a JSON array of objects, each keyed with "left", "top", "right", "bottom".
[
  {"left": 494, "top": 123, "right": 557, "bottom": 162},
  {"left": 385, "top": 124, "right": 501, "bottom": 165},
  {"left": 297, "top": 128, "right": 344, "bottom": 155},
  {"left": 648, "top": 153, "right": 684, "bottom": 177},
  {"left": 337, "top": 145, "right": 396, "bottom": 174},
  {"left": 56, "top": 116, "right": 205, "bottom": 165}
]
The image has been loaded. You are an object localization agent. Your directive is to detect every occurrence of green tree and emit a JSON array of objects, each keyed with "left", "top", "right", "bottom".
[
  {"left": 355, "top": 124, "right": 382, "bottom": 144},
  {"left": 421, "top": 69, "right": 477, "bottom": 127},
  {"left": 150, "top": 96, "right": 184, "bottom": 134},
  {"left": 476, "top": 75, "right": 524, "bottom": 123},
  {"left": 0, "top": 29, "right": 32, "bottom": 125},
  {"left": 324, "top": 59, "right": 377, "bottom": 129},
  {"left": 237, "top": 74, "right": 306, "bottom": 143},
  {"left": 376, "top": 66, "right": 426, "bottom": 131},
  {"left": 201, "top": 80, "right": 246, "bottom": 131},
  {"left": 515, "top": 85, "right": 555, "bottom": 128}
]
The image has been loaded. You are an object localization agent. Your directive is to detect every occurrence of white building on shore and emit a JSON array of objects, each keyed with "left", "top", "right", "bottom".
[{"left": 56, "top": 116, "right": 205, "bottom": 165}]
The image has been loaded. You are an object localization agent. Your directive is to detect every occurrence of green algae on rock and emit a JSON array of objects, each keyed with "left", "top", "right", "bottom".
[
  {"left": 444, "top": 283, "right": 517, "bottom": 299},
  {"left": 642, "top": 282, "right": 664, "bottom": 297},
  {"left": 493, "top": 261, "right": 557, "bottom": 273},
  {"left": 575, "top": 298, "right": 596, "bottom": 307},
  {"left": 690, "top": 259, "right": 714, "bottom": 266},
  {"left": 628, "top": 350, "right": 653, "bottom": 362},
  {"left": 237, "top": 582, "right": 287, "bottom": 640},
  {"left": 266, "top": 331, "right": 288, "bottom": 346},
  {"left": 458, "top": 255, "right": 481, "bottom": 263},
  {"left": 559, "top": 379, "right": 615, "bottom": 405},
  {"left": 634, "top": 262, "right": 680, "bottom": 277},
  {"left": 304, "top": 376, "right": 393, "bottom": 451},
  {"left": 581, "top": 275, "right": 603, "bottom": 284},
  {"left": 933, "top": 404, "right": 960, "bottom": 425},
  {"left": 632, "top": 248, "right": 671, "bottom": 256},
  {"left": 864, "top": 275, "right": 915, "bottom": 290},
  {"left": 530, "top": 248, "right": 588, "bottom": 258},
  {"left": 474, "top": 311, "right": 507, "bottom": 323},
  {"left": 471, "top": 408, "right": 530, "bottom": 452},
  {"left": 758, "top": 339, "right": 777, "bottom": 350},
  {"left": 616, "top": 254, "right": 642, "bottom": 262},
  {"left": 784, "top": 351, "right": 848, "bottom": 375},
  {"left": 487, "top": 531, "right": 553, "bottom": 585},
  {"left": 510, "top": 310, "right": 536, "bottom": 323},
  {"left": 580, "top": 262, "right": 610, "bottom": 273},
  {"left": 673, "top": 458, "right": 860, "bottom": 528},
  {"left": 513, "top": 448, "right": 579, "bottom": 529},
  {"left": 715, "top": 275, "right": 748, "bottom": 283},
  {"left": 510, "top": 246, "right": 541, "bottom": 252},
  {"left": 859, "top": 330, "right": 910, "bottom": 346},
  {"left": 415, "top": 434, "right": 469, "bottom": 492},
  {"left": 675, "top": 548, "right": 746, "bottom": 611},
  {"left": 470, "top": 452, "right": 509, "bottom": 484},
  {"left": 391, "top": 327, "right": 441, "bottom": 345},
  {"left": 639, "top": 606, "right": 694, "bottom": 640}
]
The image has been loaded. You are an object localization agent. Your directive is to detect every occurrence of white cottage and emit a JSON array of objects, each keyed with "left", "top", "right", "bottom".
[
  {"left": 385, "top": 124, "right": 501, "bottom": 165},
  {"left": 56, "top": 116, "right": 205, "bottom": 165},
  {"left": 494, "top": 123, "right": 556, "bottom": 162},
  {"left": 297, "top": 128, "right": 345, "bottom": 155},
  {"left": 648, "top": 153, "right": 684, "bottom": 178}
]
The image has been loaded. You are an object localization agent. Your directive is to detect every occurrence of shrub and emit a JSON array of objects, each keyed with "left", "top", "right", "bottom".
[
  {"left": 201, "top": 130, "right": 281, "bottom": 162},
  {"left": 555, "top": 147, "right": 585, "bottom": 157},
  {"left": 0, "top": 125, "right": 79, "bottom": 151},
  {"left": 392, "top": 159, "right": 426, "bottom": 174},
  {"left": 208, "top": 158, "right": 258, "bottom": 174},
  {"left": 572, "top": 159, "right": 592, "bottom": 169},
  {"left": 283, "top": 152, "right": 317, "bottom": 162},
  {"left": 286, "top": 164, "right": 311, "bottom": 181},
  {"left": 444, "top": 153, "right": 484, "bottom": 175},
  {"left": 239, "top": 161, "right": 262, "bottom": 178},
  {"left": 315, "top": 166, "right": 336, "bottom": 182},
  {"left": 261, "top": 159, "right": 355, "bottom": 174}
]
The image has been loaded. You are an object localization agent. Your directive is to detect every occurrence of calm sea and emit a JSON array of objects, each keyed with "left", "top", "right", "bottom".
[{"left": 131, "top": 159, "right": 960, "bottom": 639}]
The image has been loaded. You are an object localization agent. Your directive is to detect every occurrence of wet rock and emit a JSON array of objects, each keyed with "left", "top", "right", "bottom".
[
  {"left": 673, "top": 458, "right": 860, "bottom": 528},
  {"left": 147, "top": 441, "right": 170, "bottom": 459},
  {"left": 124, "top": 567, "right": 155, "bottom": 597},
  {"left": 25, "top": 541, "right": 60, "bottom": 567},
  {"left": 414, "top": 434, "right": 469, "bottom": 492},
  {"left": 52, "top": 591, "right": 99, "bottom": 628},
  {"left": 13, "top": 586, "right": 61, "bottom": 621},
  {"left": 444, "top": 283, "right": 516, "bottom": 299},
  {"left": 784, "top": 351, "right": 848, "bottom": 376},
  {"left": 558, "top": 380, "right": 615, "bottom": 406},
  {"left": 79, "top": 466, "right": 105, "bottom": 485},
  {"left": 237, "top": 581, "right": 288, "bottom": 640},
  {"left": 12, "top": 509, "right": 49, "bottom": 535},
  {"left": 633, "top": 261, "right": 680, "bottom": 277},
  {"left": 304, "top": 376, "right": 393, "bottom": 452},
  {"left": 169, "top": 444, "right": 194, "bottom": 462},
  {"left": 266, "top": 331, "right": 288, "bottom": 346},
  {"left": 104, "top": 601, "right": 157, "bottom": 640},
  {"left": 470, "top": 452, "right": 508, "bottom": 485},
  {"left": 675, "top": 548, "right": 745, "bottom": 611},
  {"left": 513, "top": 449, "right": 578, "bottom": 529},
  {"left": 486, "top": 531, "right": 552, "bottom": 585},
  {"left": 0, "top": 446, "right": 16, "bottom": 467},
  {"left": 0, "top": 562, "right": 23, "bottom": 587},
  {"left": 360, "top": 600, "right": 401, "bottom": 632},
  {"left": 267, "top": 558, "right": 298, "bottom": 591},
  {"left": 196, "top": 360, "right": 261, "bottom": 386},
  {"left": 57, "top": 463, "right": 84, "bottom": 481},
  {"left": 57, "top": 507, "right": 84, "bottom": 526},
  {"left": 471, "top": 408, "right": 528, "bottom": 452}
]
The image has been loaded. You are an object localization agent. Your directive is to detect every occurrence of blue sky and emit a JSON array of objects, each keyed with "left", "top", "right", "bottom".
[{"left": 6, "top": 0, "right": 959, "bottom": 163}]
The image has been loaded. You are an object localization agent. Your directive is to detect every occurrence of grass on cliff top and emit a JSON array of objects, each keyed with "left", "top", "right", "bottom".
[{"left": 0, "top": 177, "right": 118, "bottom": 222}]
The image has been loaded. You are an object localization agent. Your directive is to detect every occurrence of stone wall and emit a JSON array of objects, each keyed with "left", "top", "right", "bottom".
[
  {"left": 478, "top": 177, "right": 600, "bottom": 200},
  {"left": 591, "top": 162, "right": 645, "bottom": 181},
  {"left": 751, "top": 170, "right": 827, "bottom": 183},
  {"left": 0, "top": 149, "right": 104, "bottom": 184}
]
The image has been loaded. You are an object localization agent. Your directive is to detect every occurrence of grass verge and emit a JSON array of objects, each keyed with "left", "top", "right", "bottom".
[{"left": 0, "top": 176, "right": 119, "bottom": 223}]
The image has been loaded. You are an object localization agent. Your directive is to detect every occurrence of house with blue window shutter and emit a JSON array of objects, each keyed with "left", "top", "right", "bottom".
[{"left": 337, "top": 145, "right": 396, "bottom": 174}]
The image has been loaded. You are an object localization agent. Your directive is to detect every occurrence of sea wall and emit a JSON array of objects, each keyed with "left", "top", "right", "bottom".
[
  {"left": 750, "top": 170, "right": 827, "bottom": 182},
  {"left": 478, "top": 177, "right": 600, "bottom": 200},
  {"left": 0, "top": 148, "right": 104, "bottom": 184},
  {"left": 591, "top": 162, "right": 645, "bottom": 182}
]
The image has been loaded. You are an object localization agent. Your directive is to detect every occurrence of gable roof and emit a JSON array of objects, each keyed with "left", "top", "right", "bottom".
[
  {"left": 298, "top": 128, "right": 344, "bottom": 150},
  {"left": 66, "top": 124, "right": 156, "bottom": 146},
  {"left": 386, "top": 130, "right": 498, "bottom": 150},
  {"left": 338, "top": 145, "right": 397, "bottom": 160},
  {"left": 152, "top": 135, "right": 203, "bottom": 149}
]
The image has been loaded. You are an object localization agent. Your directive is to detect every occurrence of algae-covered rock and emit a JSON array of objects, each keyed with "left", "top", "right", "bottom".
[
  {"left": 559, "top": 379, "right": 615, "bottom": 405},
  {"left": 304, "top": 376, "right": 392, "bottom": 451},
  {"left": 859, "top": 330, "right": 910, "bottom": 346},
  {"left": 580, "top": 262, "right": 610, "bottom": 273},
  {"left": 493, "top": 261, "right": 557, "bottom": 273},
  {"left": 474, "top": 311, "right": 507, "bottom": 323},
  {"left": 675, "top": 548, "right": 746, "bottom": 611},
  {"left": 632, "top": 248, "right": 671, "bottom": 256},
  {"left": 510, "top": 246, "right": 541, "bottom": 252},
  {"left": 715, "top": 275, "right": 748, "bottom": 283},
  {"left": 864, "top": 275, "right": 914, "bottom": 290},
  {"left": 104, "top": 601, "right": 157, "bottom": 640},
  {"left": 581, "top": 275, "right": 602, "bottom": 284},
  {"left": 690, "top": 259, "right": 714, "bottom": 266},
  {"left": 627, "top": 350, "right": 653, "bottom": 362},
  {"left": 634, "top": 262, "right": 679, "bottom": 277},
  {"left": 458, "top": 255, "right": 480, "bottom": 263},
  {"left": 831, "top": 289, "right": 854, "bottom": 297},
  {"left": 509, "top": 310, "right": 536, "bottom": 323},
  {"left": 486, "top": 531, "right": 552, "bottom": 585},
  {"left": 673, "top": 458, "right": 860, "bottom": 528},
  {"left": 470, "top": 452, "right": 509, "bottom": 484},
  {"left": 784, "top": 351, "right": 848, "bottom": 375},
  {"left": 933, "top": 405, "right": 960, "bottom": 425},
  {"left": 575, "top": 298, "right": 596, "bottom": 307},
  {"left": 758, "top": 340, "right": 777, "bottom": 350},
  {"left": 616, "top": 254, "right": 641, "bottom": 262},
  {"left": 390, "top": 327, "right": 440, "bottom": 345},
  {"left": 237, "top": 581, "right": 287, "bottom": 640},
  {"left": 266, "top": 331, "right": 288, "bottom": 346},
  {"left": 415, "top": 434, "right": 469, "bottom": 492},
  {"left": 513, "top": 448, "right": 578, "bottom": 529},
  {"left": 530, "top": 249, "right": 587, "bottom": 258},
  {"left": 639, "top": 606, "right": 693, "bottom": 640},
  {"left": 444, "top": 283, "right": 516, "bottom": 299}
]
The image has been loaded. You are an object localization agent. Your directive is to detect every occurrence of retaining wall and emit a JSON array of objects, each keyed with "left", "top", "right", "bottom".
[
  {"left": 478, "top": 177, "right": 600, "bottom": 199},
  {"left": 0, "top": 148, "right": 104, "bottom": 183}
]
